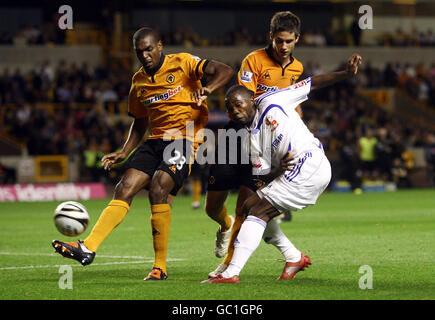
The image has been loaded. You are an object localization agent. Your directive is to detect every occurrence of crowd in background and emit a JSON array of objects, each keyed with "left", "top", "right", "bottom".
[
  {"left": 1, "top": 23, "right": 435, "bottom": 48},
  {"left": 0, "top": 60, "right": 130, "bottom": 105},
  {"left": 1, "top": 58, "right": 435, "bottom": 188},
  {"left": 1, "top": 58, "right": 434, "bottom": 107}
]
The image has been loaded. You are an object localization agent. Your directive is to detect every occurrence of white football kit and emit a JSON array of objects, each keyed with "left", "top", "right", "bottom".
[{"left": 249, "top": 77, "right": 331, "bottom": 213}]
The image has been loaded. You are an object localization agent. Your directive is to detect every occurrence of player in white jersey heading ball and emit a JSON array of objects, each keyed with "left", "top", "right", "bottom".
[{"left": 202, "top": 54, "right": 362, "bottom": 283}]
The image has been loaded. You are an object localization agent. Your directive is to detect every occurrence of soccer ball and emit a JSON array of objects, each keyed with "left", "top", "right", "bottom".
[{"left": 54, "top": 201, "right": 89, "bottom": 237}]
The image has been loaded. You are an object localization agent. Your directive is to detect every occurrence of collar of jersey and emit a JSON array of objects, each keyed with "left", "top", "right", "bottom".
[
  {"left": 142, "top": 53, "right": 166, "bottom": 76},
  {"left": 265, "top": 44, "right": 294, "bottom": 69}
]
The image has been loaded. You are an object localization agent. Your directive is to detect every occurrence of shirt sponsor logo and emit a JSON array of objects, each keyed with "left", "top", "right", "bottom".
[
  {"left": 143, "top": 85, "right": 183, "bottom": 105},
  {"left": 265, "top": 115, "right": 279, "bottom": 131},
  {"left": 272, "top": 133, "right": 283, "bottom": 149},
  {"left": 240, "top": 70, "right": 253, "bottom": 83},
  {"left": 251, "top": 157, "right": 262, "bottom": 168},
  {"left": 293, "top": 79, "right": 310, "bottom": 89},
  {"left": 257, "top": 83, "right": 278, "bottom": 92}
]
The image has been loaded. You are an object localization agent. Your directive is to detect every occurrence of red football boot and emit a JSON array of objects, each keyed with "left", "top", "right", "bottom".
[
  {"left": 201, "top": 274, "right": 240, "bottom": 283},
  {"left": 278, "top": 253, "right": 311, "bottom": 280}
]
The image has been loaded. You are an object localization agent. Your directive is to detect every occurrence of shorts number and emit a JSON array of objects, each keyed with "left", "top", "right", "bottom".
[{"left": 168, "top": 150, "right": 186, "bottom": 170}]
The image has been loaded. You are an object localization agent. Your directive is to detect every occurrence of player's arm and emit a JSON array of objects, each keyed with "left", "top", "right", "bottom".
[
  {"left": 311, "top": 54, "right": 362, "bottom": 91},
  {"left": 102, "top": 80, "right": 148, "bottom": 171},
  {"left": 237, "top": 56, "right": 258, "bottom": 93},
  {"left": 255, "top": 152, "right": 295, "bottom": 185},
  {"left": 102, "top": 117, "right": 148, "bottom": 171},
  {"left": 191, "top": 60, "right": 234, "bottom": 106}
]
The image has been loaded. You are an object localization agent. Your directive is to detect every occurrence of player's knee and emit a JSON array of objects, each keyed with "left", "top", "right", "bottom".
[
  {"left": 114, "top": 178, "right": 137, "bottom": 204},
  {"left": 244, "top": 204, "right": 270, "bottom": 222},
  {"left": 205, "top": 202, "right": 220, "bottom": 218}
]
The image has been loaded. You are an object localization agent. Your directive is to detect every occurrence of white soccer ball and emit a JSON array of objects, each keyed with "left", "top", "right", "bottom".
[{"left": 54, "top": 201, "right": 89, "bottom": 237}]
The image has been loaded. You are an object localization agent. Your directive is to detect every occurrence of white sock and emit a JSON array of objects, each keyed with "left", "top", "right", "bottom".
[
  {"left": 263, "top": 219, "right": 301, "bottom": 263},
  {"left": 222, "top": 215, "right": 266, "bottom": 277}
]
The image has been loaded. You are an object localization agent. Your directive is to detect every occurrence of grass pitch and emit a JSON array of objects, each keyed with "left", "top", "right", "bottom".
[{"left": 0, "top": 189, "right": 434, "bottom": 300}]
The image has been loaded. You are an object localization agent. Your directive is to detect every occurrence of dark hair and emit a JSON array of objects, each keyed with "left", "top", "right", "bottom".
[
  {"left": 270, "top": 11, "right": 301, "bottom": 36},
  {"left": 225, "top": 85, "right": 254, "bottom": 106},
  {"left": 133, "top": 27, "right": 161, "bottom": 44}
]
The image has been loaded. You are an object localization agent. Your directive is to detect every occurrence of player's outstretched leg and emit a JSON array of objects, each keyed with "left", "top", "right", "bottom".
[{"left": 52, "top": 240, "right": 95, "bottom": 266}]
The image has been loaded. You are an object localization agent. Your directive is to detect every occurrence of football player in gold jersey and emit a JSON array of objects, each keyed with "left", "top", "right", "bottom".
[
  {"left": 207, "top": 11, "right": 305, "bottom": 278},
  {"left": 52, "top": 27, "right": 234, "bottom": 281}
]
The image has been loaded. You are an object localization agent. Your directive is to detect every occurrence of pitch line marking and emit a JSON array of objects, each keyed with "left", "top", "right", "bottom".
[
  {"left": 0, "top": 252, "right": 157, "bottom": 259},
  {"left": 0, "top": 259, "right": 186, "bottom": 271},
  {"left": 0, "top": 252, "right": 186, "bottom": 271}
]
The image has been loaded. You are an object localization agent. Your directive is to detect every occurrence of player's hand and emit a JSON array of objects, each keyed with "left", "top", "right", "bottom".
[
  {"left": 101, "top": 152, "right": 127, "bottom": 171},
  {"left": 280, "top": 151, "right": 296, "bottom": 172},
  {"left": 346, "top": 54, "right": 362, "bottom": 76},
  {"left": 191, "top": 87, "right": 212, "bottom": 106}
]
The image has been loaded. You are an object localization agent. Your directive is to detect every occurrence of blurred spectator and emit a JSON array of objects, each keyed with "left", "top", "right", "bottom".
[
  {"left": 339, "top": 130, "right": 361, "bottom": 190},
  {"left": 82, "top": 139, "right": 105, "bottom": 182},
  {"left": 350, "top": 17, "right": 362, "bottom": 46},
  {"left": 0, "top": 159, "right": 17, "bottom": 184},
  {"left": 375, "top": 128, "right": 394, "bottom": 182},
  {"left": 391, "top": 157, "right": 411, "bottom": 188},
  {"left": 424, "top": 133, "right": 435, "bottom": 187},
  {"left": 357, "top": 128, "right": 378, "bottom": 180}
]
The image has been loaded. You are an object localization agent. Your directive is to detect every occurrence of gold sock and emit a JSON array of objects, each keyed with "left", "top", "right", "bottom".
[
  {"left": 192, "top": 179, "right": 201, "bottom": 203},
  {"left": 84, "top": 200, "right": 130, "bottom": 252},
  {"left": 151, "top": 204, "right": 171, "bottom": 274},
  {"left": 214, "top": 205, "right": 233, "bottom": 232},
  {"left": 222, "top": 208, "right": 245, "bottom": 265}
]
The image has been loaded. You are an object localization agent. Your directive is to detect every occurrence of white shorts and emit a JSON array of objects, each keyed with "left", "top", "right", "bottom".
[{"left": 257, "top": 147, "right": 331, "bottom": 213}]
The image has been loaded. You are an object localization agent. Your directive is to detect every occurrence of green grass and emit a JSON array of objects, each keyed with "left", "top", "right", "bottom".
[{"left": 0, "top": 189, "right": 434, "bottom": 300}]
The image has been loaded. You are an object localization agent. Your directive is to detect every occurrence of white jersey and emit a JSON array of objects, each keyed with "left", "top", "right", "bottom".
[
  {"left": 249, "top": 77, "right": 332, "bottom": 213},
  {"left": 249, "top": 77, "right": 322, "bottom": 176}
]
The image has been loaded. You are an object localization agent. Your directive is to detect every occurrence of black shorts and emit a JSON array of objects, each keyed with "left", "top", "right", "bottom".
[
  {"left": 124, "top": 139, "right": 194, "bottom": 196},
  {"left": 208, "top": 162, "right": 258, "bottom": 191},
  {"left": 207, "top": 121, "right": 258, "bottom": 192}
]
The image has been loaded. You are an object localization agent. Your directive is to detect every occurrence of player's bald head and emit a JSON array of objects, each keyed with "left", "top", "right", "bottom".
[
  {"left": 133, "top": 27, "right": 161, "bottom": 45},
  {"left": 225, "top": 85, "right": 254, "bottom": 102},
  {"left": 225, "top": 85, "right": 256, "bottom": 126}
]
